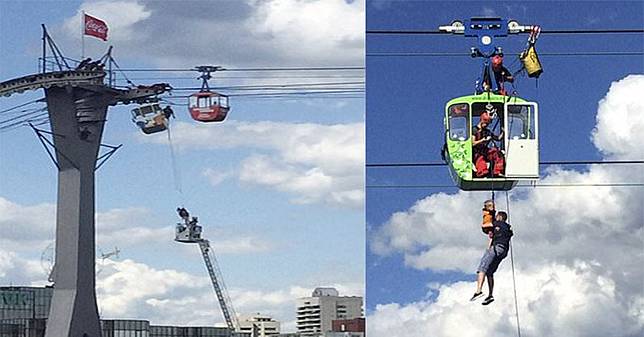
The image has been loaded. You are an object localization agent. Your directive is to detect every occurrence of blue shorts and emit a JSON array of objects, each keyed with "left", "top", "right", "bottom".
[{"left": 477, "top": 245, "right": 508, "bottom": 275}]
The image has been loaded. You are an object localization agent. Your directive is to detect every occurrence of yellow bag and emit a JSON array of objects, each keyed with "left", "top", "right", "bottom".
[{"left": 521, "top": 45, "right": 543, "bottom": 78}]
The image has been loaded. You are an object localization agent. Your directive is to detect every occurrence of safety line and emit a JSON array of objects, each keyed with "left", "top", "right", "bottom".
[
  {"left": 504, "top": 191, "right": 522, "bottom": 337},
  {"left": 117, "top": 66, "right": 365, "bottom": 72},
  {"left": 366, "top": 183, "right": 644, "bottom": 189},
  {"left": 166, "top": 122, "right": 184, "bottom": 199},
  {"left": 366, "top": 28, "right": 644, "bottom": 35},
  {"left": 0, "top": 98, "right": 45, "bottom": 115},
  {"left": 366, "top": 160, "right": 644, "bottom": 167},
  {"left": 367, "top": 51, "right": 644, "bottom": 57}
]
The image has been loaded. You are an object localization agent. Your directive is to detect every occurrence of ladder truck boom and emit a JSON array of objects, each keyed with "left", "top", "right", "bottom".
[
  {"left": 198, "top": 239, "right": 240, "bottom": 331},
  {"left": 174, "top": 209, "right": 240, "bottom": 332}
]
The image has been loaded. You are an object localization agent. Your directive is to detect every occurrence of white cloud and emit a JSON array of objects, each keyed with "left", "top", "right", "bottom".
[
  {"left": 97, "top": 258, "right": 207, "bottom": 319},
  {"left": 96, "top": 258, "right": 362, "bottom": 329},
  {"left": 141, "top": 121, "right": 364, "bottom": 209},
  {"left": 63, "top": 1, "right": 151, "bottom": 42},
  {"left": 249, "top": 0, "right": 364, "bottom": 65},
  {"left": 0, "top": 197, "right": 55, "bottom": 245},
  {"left": 203, "top": 168, "right": 233, "bottom": 186},
  {"left": 56, "top": 0, "right": 364, "bottom": 67},
  {"left": 368, "top": 262, "right": 644, "bottom": 337},
  {"left": 370, "top": 75, "right": 644, "bottom": 335},
  {"left": 592, "top": 74, "right": 644, "bottom": 159},
  {"left": 0, "top": 247, "right": 47, "bottom": 285},
  {"left": 94, "top": 206, "right": 272, "bottom": 254}
]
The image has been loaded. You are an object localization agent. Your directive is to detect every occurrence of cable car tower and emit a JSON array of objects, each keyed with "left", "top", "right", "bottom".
[
  {"left": 439, "top": 18, "right": 541, "bottom": 190},
  {"left": 174, "top": 211, "right": 241, "bottom": 334},
  {"left": 0, "top": 26, "right": 170, "bottom": 337}
]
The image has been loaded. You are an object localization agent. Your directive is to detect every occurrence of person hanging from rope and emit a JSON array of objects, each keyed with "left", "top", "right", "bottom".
[
  {"left": 491, "top": 55, "right": 514, "bottom": 95},
  {"left": 481, "top": 199, "right": 496, "bottom": 235},
  {"left": 470, "top": 211, "right": 514, "bottom": 305},
  {"left": 472, "top": 111, "right": 505, "bottom": 177}
]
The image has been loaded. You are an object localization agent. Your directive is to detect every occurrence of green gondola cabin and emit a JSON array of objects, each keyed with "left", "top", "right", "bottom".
[{"left": 444, "top": 93, "right": 539, "bottom": 190}]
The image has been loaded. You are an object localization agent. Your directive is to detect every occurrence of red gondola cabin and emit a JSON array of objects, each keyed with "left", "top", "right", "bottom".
[{"left": 188, "top": 91, "right": 229, "bottom": 122}]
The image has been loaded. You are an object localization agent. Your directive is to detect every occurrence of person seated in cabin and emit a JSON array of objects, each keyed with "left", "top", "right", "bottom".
[
  {"left": 470, "top": 211, "right": 514, "bottom": 305},
  {"left": 472, "top": 112, "right": 505, "bottom": 177},
  {"left": 151, "top": 110, "right": 168, "bottom": 128}
]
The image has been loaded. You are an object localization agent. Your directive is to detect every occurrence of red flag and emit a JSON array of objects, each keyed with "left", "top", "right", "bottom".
[{"left": 84, "top": 13, "right": 108, "bottom": 41}]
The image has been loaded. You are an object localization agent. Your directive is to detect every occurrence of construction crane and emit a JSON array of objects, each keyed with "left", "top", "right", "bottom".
[{"left": 175, "top": 209, "right": 240, "bottom": 333}]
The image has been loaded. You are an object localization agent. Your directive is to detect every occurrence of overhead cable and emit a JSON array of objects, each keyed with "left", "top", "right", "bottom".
[
  {"left": 366, "top": 28, "right": 644, "bottom": 35},
  {"left": 366, "top": 160, "right": 644, "bottom": 168}
]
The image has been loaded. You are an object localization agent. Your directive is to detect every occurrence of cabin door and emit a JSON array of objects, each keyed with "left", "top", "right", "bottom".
[{"left": 504, "top": 103, "right": 539, "bottom": 179}]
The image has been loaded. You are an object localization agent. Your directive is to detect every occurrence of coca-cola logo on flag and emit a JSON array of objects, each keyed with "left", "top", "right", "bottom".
[{"left": 84, "top": 14, "right": 108, "bottom": 41}]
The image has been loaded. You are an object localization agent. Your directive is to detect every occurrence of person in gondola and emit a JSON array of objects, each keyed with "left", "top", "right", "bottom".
[
  {"left": 472, "top": 111, "right": 505, "bottom": 177},
  {"left": 470, "top": 211, "right": 514, "bottom": 305}
]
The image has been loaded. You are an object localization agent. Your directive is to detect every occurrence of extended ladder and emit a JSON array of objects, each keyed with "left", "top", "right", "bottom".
[{"left": 198, "top": 239, "right": 240, "bottom": 332}]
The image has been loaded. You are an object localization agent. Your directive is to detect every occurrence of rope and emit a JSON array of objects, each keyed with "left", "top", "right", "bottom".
[
  {"left": 505, "top": 191, "right": 522, "bottom": 337},
  {"left": 166, "top": 122, "right": 184, "bottom": 205}
]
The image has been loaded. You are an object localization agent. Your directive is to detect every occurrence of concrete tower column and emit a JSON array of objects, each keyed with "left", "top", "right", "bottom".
[{"left": 43, "top": 86, "right": 108, "bottom": 337}]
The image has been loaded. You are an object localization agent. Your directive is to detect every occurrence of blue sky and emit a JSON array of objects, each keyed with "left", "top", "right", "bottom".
[
  {"left": 366, "top": 1, "right": 643, "bottom": 336},
  {"left": 0, "top": 0, "right": 364, "bottom": 330}
]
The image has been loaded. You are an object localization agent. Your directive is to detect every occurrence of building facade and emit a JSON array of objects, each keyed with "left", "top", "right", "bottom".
[
  {"left": 330, "top": 318, "right": 364, "bottom": 334},
  {"left": 296, "top": 288, "right": 362, "bottom": 337},
  {"left": 238, "top": 313, "right": 280, "bottom": 337},
  {"left": 0, "top": 286, "right": 247, "bottom": 337}
]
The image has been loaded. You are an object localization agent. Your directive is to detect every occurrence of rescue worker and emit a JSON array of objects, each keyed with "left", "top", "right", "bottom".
[
  {"left": 472, "top": 112, "right": 505, "bottom": 177},
  {"left": 470, "top": 211, "right": 514, "bottom": 305},
  {"left": 162, "top": 106, "right": 174, "bottom": 119},
  {"left": 75, "top": 57, "right": 92, "bottom": 70},
  {"left": 491, "top": 55, "right": 514, "bottom": 95},
  {"left": 177, "top": 207, "right": 190, "bottom": 223}
]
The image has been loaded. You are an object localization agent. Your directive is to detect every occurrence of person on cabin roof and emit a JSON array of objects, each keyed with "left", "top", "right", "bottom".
[
  {"left": 472, "top": 112, "right": 505, "bottom": 177},
  {"left": 470, "top": 211, "right": 514, "bottom": 305},
  {"left": 491, "top": 55, "right": 514, "bottom": 95}
]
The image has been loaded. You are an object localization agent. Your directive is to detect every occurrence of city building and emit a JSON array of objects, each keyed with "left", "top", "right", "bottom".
[
  {"left": 0, "top": 286, "right": 249, "bottom": 337},
  {"left": 238, "top": 313, "right": 280, "bottom": 337},
  {"left": 331, "top": 318, "right": 364, "bottom": 334},
  {"left": 324, "top": 333, "right": 363, "bottom": 337},
  {"left": 325, "top": 318, "right": 364, "bottom": 337},
  {"left": 296, "top": 288, "right": 363, "bottom": 337}
]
